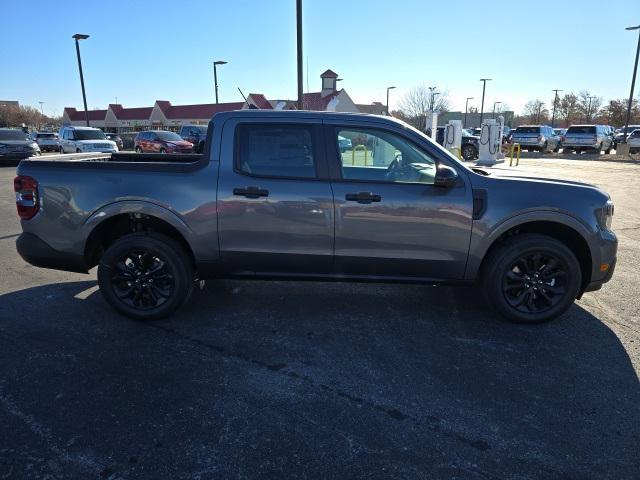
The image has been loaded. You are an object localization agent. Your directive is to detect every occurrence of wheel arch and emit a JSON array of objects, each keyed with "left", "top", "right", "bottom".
[
  {"left": 469, "top": 213, "right": 595, "bottom": 293},
  {"left": 83, "top": 201, "right": 196, "bottom": 270}
]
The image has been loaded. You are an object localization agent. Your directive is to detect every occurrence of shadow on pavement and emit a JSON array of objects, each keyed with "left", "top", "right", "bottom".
[{"left": 0, "top": 280, "right": 638, "bottom": 479}]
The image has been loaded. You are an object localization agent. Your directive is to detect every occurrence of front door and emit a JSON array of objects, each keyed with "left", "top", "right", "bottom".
[
  {"left": 217, "top": 119, "right": 334, "bottom": 275},
  {"left": 326, "top": 124, "right": 473, "bottom": 280}
]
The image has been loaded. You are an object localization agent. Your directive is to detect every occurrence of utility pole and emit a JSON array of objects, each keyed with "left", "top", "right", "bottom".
[
  {"left": 72, "top": 34, "right": 90, "bottom": 126},
  {"left": 551, "top": 89, "right": 562, "bottom": 128},
  {"left": 464, "top": 97, "right": 473, "bottom": 128},
  {"left": 479, "top": 78, "right": 492, "bottom": 126},
  {"left": 296, "top": 0, "right": 303, "bottom": 110},
  {"left": 623, "top": 25, "right": 640, "bottom": 143}
]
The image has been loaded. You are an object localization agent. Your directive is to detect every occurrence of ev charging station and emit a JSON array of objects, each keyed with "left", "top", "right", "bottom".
[
  {"left": 443, "top": 120, "right": 463, "bottom": 157},
  {"left": 426, "top": 112, "right": 438, "bottom": 141},
  {"left": 476, "top": 115, "right": 505, "bottom": 166}
]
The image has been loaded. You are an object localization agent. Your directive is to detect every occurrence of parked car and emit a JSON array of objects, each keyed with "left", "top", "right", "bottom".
[
  {"left": 58, "top": 126, "right": 118, "bottom": 154},
  {"left": 562, "top": 125, "right": 614, "bottom": 154},
  {"left": 15, "top": 110, "right": 617, "bottom": 324},
  {"left": 135, "top": 130, "right": 194, "bottom": 154},
  {"left": 338, "top": 135, "right": 353, "bottom": 153},
  {"left": 511, "top": 125, "right": 560, "bottom": 152},
  {"left": 628, "top": 129, "right": 640, "bottom": 153},
  {"left": 104, "top": 132, "right": 124, "bottom": 150},
  {"left": 615, "top": 125, "right": 640, "bottom": 142},
  {"left": 30, "top": 131, "right": 59, "bottom": 152},
  {"left": 0, "top": 128, "right": 40, "bottom": 161},
  {"left": 179, "top": 125, "right": 207, "bottom": 153},
  {"left": 435, "top": 126, "right": 479, "bottom": 160}
]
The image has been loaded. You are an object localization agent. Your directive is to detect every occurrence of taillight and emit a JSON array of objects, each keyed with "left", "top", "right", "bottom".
[
  {"left": 537, "top": 135, "right": 543, "bottom": 141},
  {"left": 14, "top": 175, "right": 39, "bottom": 220}
]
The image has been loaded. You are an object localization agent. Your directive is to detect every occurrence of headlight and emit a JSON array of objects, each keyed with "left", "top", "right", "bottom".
[
  {"left": 596, "top": 201, "right": 614, "bottom": 230},
  {"left": 29, "top": 142, "right": 40, "bottom": 150}
]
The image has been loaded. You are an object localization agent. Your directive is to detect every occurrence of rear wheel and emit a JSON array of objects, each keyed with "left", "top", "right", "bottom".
[
  {"left": 59, "top": 146, "right": 64, "bottom": 154},
  {"left": 97, "top": 233, "right": 194, "bottom": 320},
  {"left": 541, "top": 141, "right": 548, "bottom": 153},
  {"left": 482, "top": 234, "right": 581, "bottom": 323}
]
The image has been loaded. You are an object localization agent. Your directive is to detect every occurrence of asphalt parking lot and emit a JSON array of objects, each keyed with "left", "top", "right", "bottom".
[{"left": 0, "top": 158, "right": 638, "bottom": 479}]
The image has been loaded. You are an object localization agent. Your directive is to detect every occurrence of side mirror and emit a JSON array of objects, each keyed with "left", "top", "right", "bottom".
[{"left": 434, "top": 164, "right": 459, "bottom": 188}]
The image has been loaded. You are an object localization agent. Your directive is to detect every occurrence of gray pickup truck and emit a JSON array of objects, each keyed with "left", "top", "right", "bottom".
[{"left": 14, "top": 111, "right": 617, "bottom": 323}]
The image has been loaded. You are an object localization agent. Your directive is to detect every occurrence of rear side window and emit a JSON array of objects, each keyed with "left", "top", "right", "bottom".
[
  {"left": 567, "top": 126, "right": 596, "bottom": 134},
  {"left": 236, "top": 124, "right": 316, "bottom": 178},
  {"left": 515, "top": 127, "right": 540, "bottom": 134}
]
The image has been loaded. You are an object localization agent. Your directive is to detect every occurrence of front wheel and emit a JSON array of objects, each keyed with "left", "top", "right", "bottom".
[
  {"left": 97, "top": 233, "right": 194, "bottom": 320},
  {"left": 482, "top": 234, "right": 581, "bottom": 323}
]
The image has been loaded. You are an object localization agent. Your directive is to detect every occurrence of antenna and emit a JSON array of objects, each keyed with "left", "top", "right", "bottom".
[
  {"left": 237, "top": 88, "right": 258, "bottom": 109},
  {"left": 237, "top": 87, "right": 248, "bottom": 103}
]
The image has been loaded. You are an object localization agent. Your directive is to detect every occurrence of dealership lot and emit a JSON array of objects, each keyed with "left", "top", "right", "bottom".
[{"left": 0, "top": 159, "right": 638, "bottom": 479}]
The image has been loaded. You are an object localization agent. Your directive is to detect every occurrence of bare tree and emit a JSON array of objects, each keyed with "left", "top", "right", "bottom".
[
  {"left": 599, "top": 98, "right": 640, "bottom": 126},
  {"left": 398, "top": 86, "right": 451, "bottom": 131},
  {"left": 523, "top": 99, "right": 549, "bottom": 124},
  {"left": 558, "top": 93, "right": 580, "bottom": 127},
  {"left": 577, "top": 91, "right": 602, "bottom": 123}
]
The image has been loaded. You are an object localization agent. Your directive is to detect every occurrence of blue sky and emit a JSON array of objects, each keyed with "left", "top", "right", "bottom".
[{"left": 1, "top": 0, "right": 638, "bottom": 117}]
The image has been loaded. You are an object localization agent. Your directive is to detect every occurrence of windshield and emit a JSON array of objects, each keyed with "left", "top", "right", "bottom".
[
  {"left": 0, "top": 129, "right": 29, "bottom": 141},
  {"left": 515, "top": 127, "right": 540, "bottom": 134},
  {"left": 192, "top": 126, "right": 207, "bottom": 133},
  {"left": 567, "top": 126, "right": 596, "bottom": 134},
  {"left": 157, "top": 131, "right": 183, "bottom": 142},
  {"left": 75, "top": 129, "right": 106, "bottom": 140}
]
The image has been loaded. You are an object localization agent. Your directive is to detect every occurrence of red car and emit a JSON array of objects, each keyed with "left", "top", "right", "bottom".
[{"left": 134, "top": 130, "right": 194, "bottom": 154}]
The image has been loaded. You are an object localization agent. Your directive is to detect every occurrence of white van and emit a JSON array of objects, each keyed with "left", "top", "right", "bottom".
[{"left": 58, "top": 126, "right": 118, "bottom": 154}]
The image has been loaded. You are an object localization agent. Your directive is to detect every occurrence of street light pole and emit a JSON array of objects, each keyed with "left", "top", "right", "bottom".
[
  {"left": 492, "top": 101, "right": 502, "bottom": 119},
  {"left": 623, "top": 25, "right": 640, "bottom": 143},
  {"left": 586, "top": 95, "right": 596, "bottom": 122},
  {"left": 296, "top": 0, "right": 303, "bottom": 110},
  {"left": 386, "top": 86, "right": 396, "bottom": 116},
  {"left": 551, "top": 89, "right": 562, "bottom": 128},
  {"left": 72, "top": 34, "right": 90, "bottom": 127},
  {"left": 479, "top": 78, "right": 492, "bottom": 126},
  {"left": 464, "top": 97, "right": 473, "bottom": 128},
  {"left": 213, "top": 60, "right": 228, "bottom": 104}
]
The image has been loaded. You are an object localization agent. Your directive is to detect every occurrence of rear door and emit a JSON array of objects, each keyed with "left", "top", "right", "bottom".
[
  {"left": 325, "top": 122, "right": 473, "bottom": 280},
  {"left": 217, "top": 117, "right": 334, "bottom": 275}
]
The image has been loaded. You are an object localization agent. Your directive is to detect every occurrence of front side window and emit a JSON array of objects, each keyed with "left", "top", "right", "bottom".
[
  {"left": 335, "top": 128, "right": 436, "bottom": 185},
  {"left": 237, "top": 124, "right": 316, "bottom": 178}
]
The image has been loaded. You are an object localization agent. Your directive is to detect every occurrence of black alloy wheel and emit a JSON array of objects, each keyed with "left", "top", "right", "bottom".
[
  {"left": 502, "top": 253, "right": 567, "bottom": 315},
  {"left": 110, "top": 250, "right": 174, "bottom": 311}
]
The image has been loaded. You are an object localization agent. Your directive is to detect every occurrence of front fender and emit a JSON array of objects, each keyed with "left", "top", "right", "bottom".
[{"left": 465, "top": 209, "right": 596, "bottom": 282}]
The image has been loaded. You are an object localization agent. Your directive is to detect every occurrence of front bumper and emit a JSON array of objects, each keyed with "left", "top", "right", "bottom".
[
  {"left": 17, "top": 232, "right": 87, "bottom": 274},
  {"left": 583, "top": 229, "right": 617, "bottom": 293}
]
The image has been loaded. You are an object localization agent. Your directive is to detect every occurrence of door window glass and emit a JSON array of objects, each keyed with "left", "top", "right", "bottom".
[
  {"left": 237, "top": 124, "right": 316, "bottom": 178},
  {"left": 335, "top": 128, "right": 436, "bottom": 184}
]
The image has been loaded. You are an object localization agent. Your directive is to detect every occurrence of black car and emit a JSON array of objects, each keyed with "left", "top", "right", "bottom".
[
  {"left": 0, "top": 128, "right": 40, "bottom": 164},
  {"left": 433, "top": 126, "right": 479, "bottom": 161},
  {"left": 104, "top": 133, "right": 124, "bottom": 150}
]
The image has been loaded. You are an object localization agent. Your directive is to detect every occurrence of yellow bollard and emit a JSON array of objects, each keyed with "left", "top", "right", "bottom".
[
  {"left": 352, "top": 145, "right": 369, "bottom": 166},
  {"left": 509, "top": 143, "right": 521, "bottom": 166}
]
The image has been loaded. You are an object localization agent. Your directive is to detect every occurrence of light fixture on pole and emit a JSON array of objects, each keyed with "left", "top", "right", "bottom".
[
  {"left": 492, "top": 101, "right": 502, "bottom": 119},
  {"left": 72, "top": 33, "right": 90, "bottom": 127},
  {"left": 464, "top": 97, "right": 474, "bottom": 128},
  {"left": 479, "top": 78, "right": 492, "bottom": 126},
  {"left": 386, "top": 86, "right": 396, "bottom": 116},
  {"left": 213, "top": 60, "right": 228, "bottom": 104},
  {"left": 623, "top": 25, "right": 640, "bottom": 143}
]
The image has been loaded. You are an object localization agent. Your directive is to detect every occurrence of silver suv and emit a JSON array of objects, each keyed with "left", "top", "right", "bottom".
[
  {"left": 511, "top": 125, "right": 560, "bottom": 152},
  {"left": 58, "top": 126, "right": 118, "bottom": 154},
  {"left": 562, "top": 125, "right": 614, "bottom": 154}
]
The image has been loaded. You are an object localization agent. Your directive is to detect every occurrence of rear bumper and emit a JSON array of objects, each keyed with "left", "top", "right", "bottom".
[{"left": 16, "top": 233, "right": 87, "bottom": 274}]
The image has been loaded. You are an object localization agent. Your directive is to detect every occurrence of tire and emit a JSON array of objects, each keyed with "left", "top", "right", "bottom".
[
  {"left": 563, "top": 147, "right": 572, "bottom": 154},
  {"left": 76, "top": 148, "right": 81, "bottom": 153},
  {"left": 596, "top": 142, "right": 603, "bottom": 154},
  {"left": 553, "top": 142, "right": 561, "bottom": 153},
  {"left": 541, "top": 142, "right": 548, "bottom": 153},
  {"left": 135, "top": 146, "right": 143, "bottom": 154},
  {"left": 97, "top": 233, "right": 194, "bottom": 320},
  {"left": 482, "top": 233, "right": 581, "bottom": 323},
  {"left": 59, "top": 146, "right": 65, "bottom": 154},
  {"left": 461, "top": 144, "right": 477, "bottom": 161}
]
